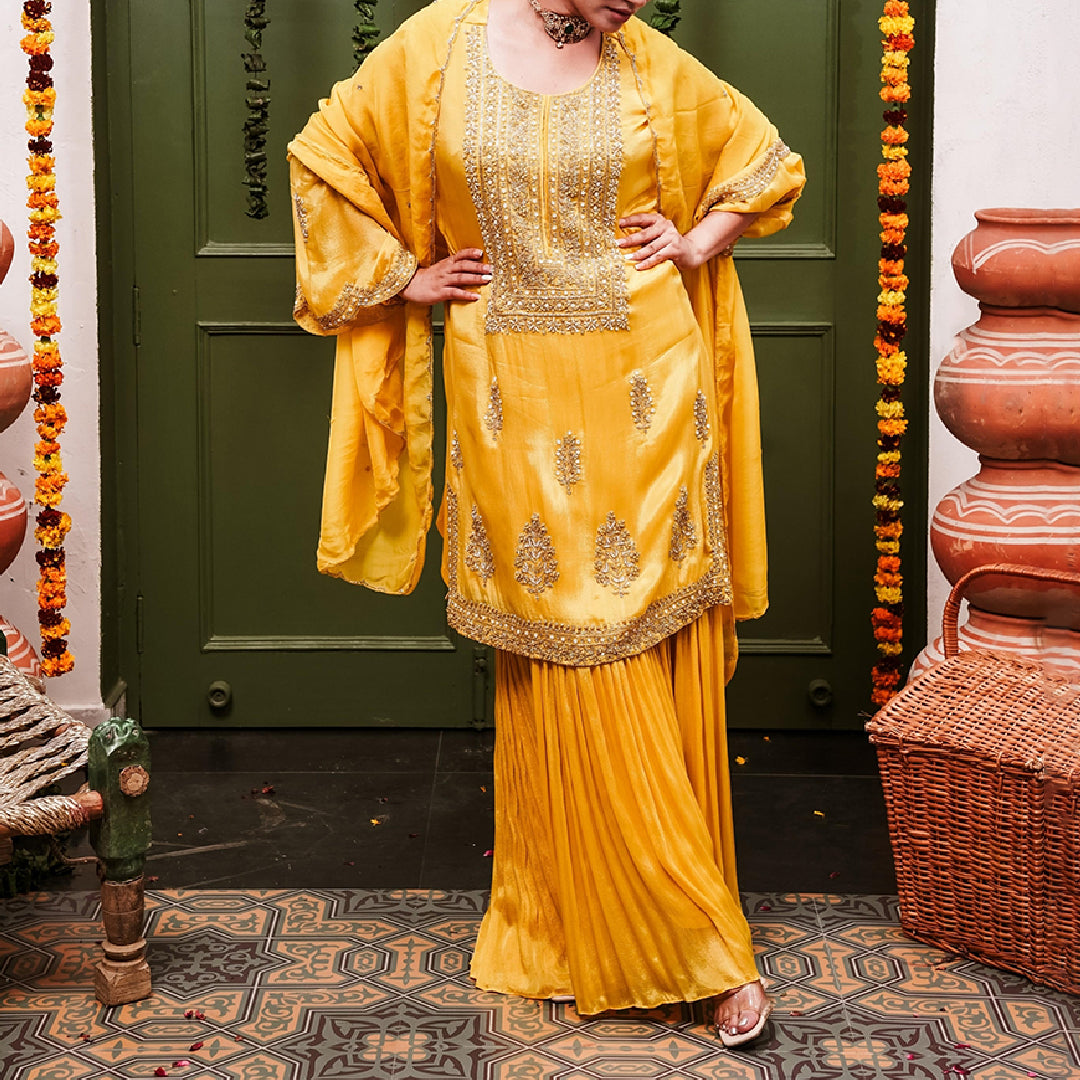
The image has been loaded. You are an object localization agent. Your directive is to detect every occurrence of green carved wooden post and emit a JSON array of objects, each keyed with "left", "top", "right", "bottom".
[{"left": 88, "top": 717, "right": 152, "bottom": 1005}]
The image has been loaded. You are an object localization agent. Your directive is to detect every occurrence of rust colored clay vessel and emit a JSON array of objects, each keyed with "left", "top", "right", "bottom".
[
  {"left": 0, "top": 330, "right": 33, "bottom": 434},
  {"left": 930, "top": 458, "right": 1080, "bottom": 618},
  {"left": 0, "top": 220, "right": 13, "bottom": 287},
  {"left": 0, "top": 472, "right": 26, "bottom": 574},
  {"left": 952, "top": 208, "right": 1080, "bottom": 312},
  {"left": 0, "top": 616, "right": 42, "bottom": 689},
  {"left": 934, "top": 305, "right": 1080, "bottom": 464},
  {"left": 909, "top": 605, "right": 1080, "bottom": 684}
]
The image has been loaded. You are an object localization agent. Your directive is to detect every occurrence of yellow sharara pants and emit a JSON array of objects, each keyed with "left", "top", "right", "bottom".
[{"left": 470, "top": 604, "right": 760, "bottom": 1015}]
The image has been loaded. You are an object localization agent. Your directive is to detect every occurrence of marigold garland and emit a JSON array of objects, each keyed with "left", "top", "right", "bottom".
[
  {"left": 871, "top": 0, "right": 914, "bottom": 709},
  {"left": 20, "top": 0, "right": 73, "bottom": 676}
]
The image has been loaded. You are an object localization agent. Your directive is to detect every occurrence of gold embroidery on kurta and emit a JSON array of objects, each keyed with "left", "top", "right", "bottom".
[
  {"left": 694, "top": 390, "right": 710, "bottom": 443},
  {"left": 293, "top": 194, "right": 310, "bottom": 242},
  {"left": 465, "top": 504, "right": 496, "bottom": 585},
  {"left": 594, "top": 511, "right": 641, "bottom": 596},
  {"left": 444, "top": 485, "right": 460, "bottom": 593},
  {"left": 463, "top": 28, "right": 628, "bottom": 334},
  {"left": 514, "top": 514, "right": 560, "bottom": 597},
  {"left": 450, "top": 430, "right": 463, "bottom": 471},
  {"left": 555, "top": 432, "right": 582, "bottom": 493},
  {"left": 484, "top": 378, "right": 503, "bottom": 439},
  {"left": 447, "top": 457, "right": 734, "bottom": 664},
  {"left": 629, "top": 371, "right": 655, "bottom": 433},
  {"left": 669, "top": 486, "right": 698, "bottom": 564},
  {"left": 700, "top": 138, "right": 791, "bottom": 215}
]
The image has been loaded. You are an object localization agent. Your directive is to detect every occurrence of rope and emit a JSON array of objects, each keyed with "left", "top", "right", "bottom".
[
  {"left": 0, "top": 794, "right": 92, "bottom": 836},
  {"left": 0, "top": 655, "right": 89, "bottom": 810}
]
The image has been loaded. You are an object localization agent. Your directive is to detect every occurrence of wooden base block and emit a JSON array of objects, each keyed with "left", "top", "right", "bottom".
[{"left": 94, "top": 952, "right": 152, "bottom": 1006}]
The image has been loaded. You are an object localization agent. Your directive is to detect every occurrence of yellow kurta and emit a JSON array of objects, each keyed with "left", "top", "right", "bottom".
[{"left": 289, "top": 0, "right": 805, "bottom": 1016}]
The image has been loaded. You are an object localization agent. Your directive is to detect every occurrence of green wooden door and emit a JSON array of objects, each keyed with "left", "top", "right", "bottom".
[{"left": 102, "top": 0, "right": 928, "bottom": 728}]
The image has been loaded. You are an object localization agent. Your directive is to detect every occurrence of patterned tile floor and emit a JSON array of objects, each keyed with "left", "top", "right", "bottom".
[{"left": 1, "top": 890, "right": 1078, "bottom": 1080}]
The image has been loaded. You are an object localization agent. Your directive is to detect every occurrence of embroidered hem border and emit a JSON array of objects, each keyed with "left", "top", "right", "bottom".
[
  {"left": 293, "top": 245, "right": 417, "bottom": 331},
  {"left": 696, "top": 138, "right": 791, "bottom": 222},
  {"left": 444, "top": 456, "right": 733, "bottom": 666}
]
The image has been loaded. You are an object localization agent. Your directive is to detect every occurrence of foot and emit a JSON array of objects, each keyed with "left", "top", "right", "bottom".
[{"left": 712, "top": 980, "right": 771, "bottom": 1046}]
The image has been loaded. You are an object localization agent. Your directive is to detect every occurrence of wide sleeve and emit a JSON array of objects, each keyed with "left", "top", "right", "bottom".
[
  {"left": 286, "top": 26, "right": 439, "bottom": 594},
  {"left": 290, "top": 159, "right": 416, "bottom": 335},
  {"left": 688, "top": 84, "right": 805, "bottom": 236}
]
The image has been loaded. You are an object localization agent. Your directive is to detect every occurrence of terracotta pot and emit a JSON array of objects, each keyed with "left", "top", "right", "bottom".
[
  {"left": 908, "top": 605, "right": 1080, "bottom": 683},
  {"left": 0, "top": 616, "right": 43, "bottom": 690},
  {"left": 0, "top": 330, "right": 32, "bottom": 433},
  {"left": 0, "top": 220, "right": 13, "bottom": 287},
  {"left": 930, "top": 457, "right": 1080, "bottom": 617},
  {"left": 0, "top": 472, "right": 27, "bottom": 575},
  {"left": 952, "top": 208, "right": 1080, "bottom": 312},
  {"left": 934, "top": 305, "right": 1080, "bottom": 464}
]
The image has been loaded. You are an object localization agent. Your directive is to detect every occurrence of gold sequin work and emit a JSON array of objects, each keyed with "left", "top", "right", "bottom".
[
  {"left": 484, "top": 378, "right": 503, "bottom": 440},
  {"left": 465, "top": 504, "right": 496, "bottom": 585},
  {"left": 514, "top": 514, "right": 560, "bottom": 597},
  {"left": 463, "top": 27, "right": 628, "bottom": 335},
  {"left": 444, "top": 485, "right": 460, "bottom": 593},
  {"left": 450, "top": 430, "right": 463, "bottom": 471},
  {"left": 669, "top": 486, "right": 698, "bottom": 564},
  {"left": 700, "top": 138, "right": 791, "bottom": 216},
  {"left": 594, "top": 512, "right": 641, "bottom": 596},
  {"left": 555, "top": 432, "right": 583, "bottom": 493},
  {"left": 629, "top": 371, "right": 655, "bottom": 434},
  {"left": 694, "top": 390, "right": 710, "bottom": 443},
  {"left": 293, "top": 246, "right": 417, "bottom": 333},
  {"left": 293, "top": 194, "right": 310, "bottom": 242}
]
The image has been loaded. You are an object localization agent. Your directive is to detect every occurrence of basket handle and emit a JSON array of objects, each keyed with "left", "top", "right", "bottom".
[{"left": 943, "top": 562, "right": 1080, "bottom": 659}]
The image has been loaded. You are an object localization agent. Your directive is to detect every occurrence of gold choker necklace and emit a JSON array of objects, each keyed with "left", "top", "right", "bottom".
[{"left": 528, "top": 0, "right": 592, "bottom": 48}]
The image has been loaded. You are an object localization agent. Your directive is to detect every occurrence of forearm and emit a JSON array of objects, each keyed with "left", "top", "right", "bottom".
[{"left": 683, "top": 210, "right": 761, "bottom": 267}]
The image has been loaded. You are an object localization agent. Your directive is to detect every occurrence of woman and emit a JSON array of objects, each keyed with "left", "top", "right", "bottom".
[{"left": 289, "top": 0, "right": 804, "bottom": 1045}]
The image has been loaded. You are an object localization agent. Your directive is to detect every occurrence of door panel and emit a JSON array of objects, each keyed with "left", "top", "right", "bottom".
[{"left": 111, "top": 0, "right": 928, "bottom": 727}]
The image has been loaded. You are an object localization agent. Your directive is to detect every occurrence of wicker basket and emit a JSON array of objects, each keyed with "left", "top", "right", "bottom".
[{"left": 867, "top": 563, "right": 1080, "bottom": 994}]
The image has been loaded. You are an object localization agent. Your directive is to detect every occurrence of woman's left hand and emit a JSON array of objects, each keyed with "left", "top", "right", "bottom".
[{"left": 618, "top": 213, "right": 698, "bottom": 270}]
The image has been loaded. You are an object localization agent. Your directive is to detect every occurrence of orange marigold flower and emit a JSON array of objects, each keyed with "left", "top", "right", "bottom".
[
  {"left": 880, "top": 228, "right": 906, "bottom": 246},
  {"left": 874, "top": 336, "right": 900, "bottom": 356},
  {"left": 41, "top": 652, "right": 75, "bottom": 677},
  {"left": 878, "top": 178, "right": 910, "bottom": 197},
  {"left": 881, "top": 125, "right": 910, "bottom": 145},
  {"left": 879, "top": 258, "right": 905, "bottom": 276},
  {"left": 878, "top": 418, "right": 908, "bottom": 437},
  {"left": 25, "top": 118, "right": 53, "bottom": 138},
  {"left": 880, "top": 85, "right": 912, "bottom": 104},
  {"left": 877, "top": 304, "right": 906, "bottom": 324},
  {"left": 876, "top": 462, "right": 901, "bottom": 479},
  {"left": 34, "top": 403, "right": 67, "bottom": 426},
  {"left": 884, "top": 2, "right": 910, "bottom": 17},
  {"left": 875, "top": 523, "right": 904, "bottom": 540},
  {"left": 31, "top": 315, "right": 62, "bottom": 337},
  {"left": 39, "top": 618, "right": 72, "bottom": 640},
  {"left": 877, "top": 160, "right": 912, "bottom": 181},
  {"left": 880, "top": 212, "right": 909, "bottom": 230},
  {"left": 27, "top": 192, "right": 59, "bottom": 211},
  {"left": 28, "top": 155, "right": 56, "bottom": 174},
  {"left": 878, "top": 556, "right": 902, "bottom": 573},
  {"left": 20, "top": 31, "right": 56, "bottom": 55}
]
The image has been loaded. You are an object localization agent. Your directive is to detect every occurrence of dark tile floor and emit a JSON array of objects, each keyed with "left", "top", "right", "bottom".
[{"left": 55, "top": 728, "right": 897, "bottom": 896}]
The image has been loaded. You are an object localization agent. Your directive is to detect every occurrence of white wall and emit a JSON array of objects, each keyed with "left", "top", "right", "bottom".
[
  {"left": 0, "top": 2, "right": 103, "bottom": 719},
  {"left": 928, "top": 1, "right": 1080, "bottom": 644}
]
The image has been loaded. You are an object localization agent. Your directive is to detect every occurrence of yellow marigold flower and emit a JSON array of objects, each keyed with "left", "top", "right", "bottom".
[
  {"left": 878, "top": 643, "right": 904, "bottom": 657},
  {"left": 875, "top": 586, "right": 903, "bottom": 605},
  {"left": 27, "top": 175, "right": 56, "bottom": 193},
  {"left": 30, "top": 208, "right": 62, "bottom": 224},
  {"left": 882, "top": 49, "right": 911, "bottom": 68},
  {"left": 23, "top": 88, "right": 57, "bottom": 108},
  {"left": 876, "top": 400, "right": 905, "bottom": 419},
  {"left": 28, "top": 155, "right": 56, "bottom": 174},
  {"left": 878, "top": 289, "right": 907, "bottom": 305},
  {"left": 878, "top": 451, "right": 902, "bottom": 464},
  {"left": 876, "top": 540, "right": 901, "bottom": 555},
  {"left": 32, "top": 258, "right": 59, "bottom": 276},
  {"left": 882, "top": 145, "right": 909, "bottom": 161},
  {"left": 879, "top": 15, "right": 915, "bottom": 36},
  {"left": 30, "top": 299, "right": 58, "bottom": 318},
  {"left": 875, "top": 522, "right": 904, "bottom": 540}
]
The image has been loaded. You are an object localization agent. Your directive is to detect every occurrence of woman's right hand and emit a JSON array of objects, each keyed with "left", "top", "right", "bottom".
[{"left": 400, "top": 248, "right": 492, "bottom": 305}]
